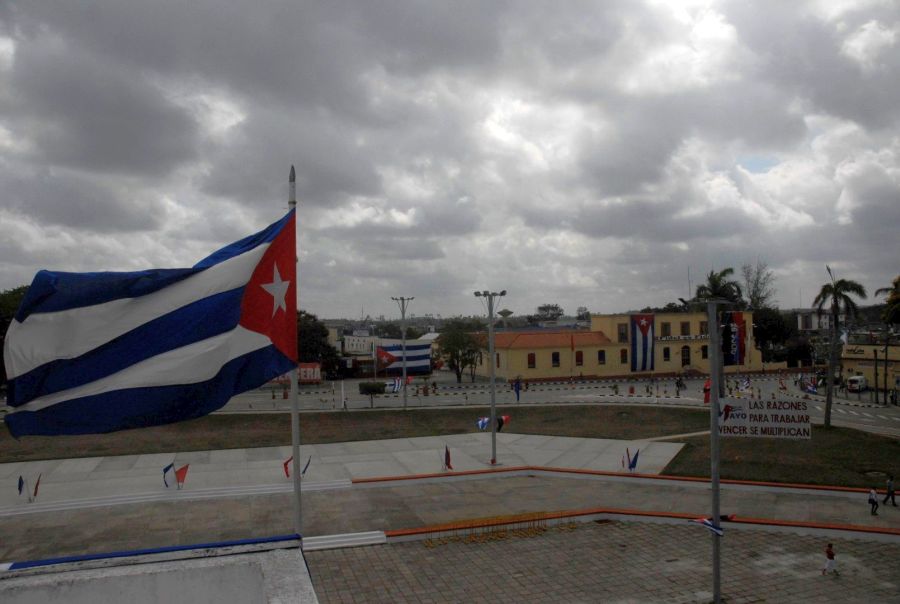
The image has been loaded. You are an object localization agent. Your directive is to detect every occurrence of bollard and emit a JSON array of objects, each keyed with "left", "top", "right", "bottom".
[{"left": 629, "top": 386, "right": 634, "bottom": 395}]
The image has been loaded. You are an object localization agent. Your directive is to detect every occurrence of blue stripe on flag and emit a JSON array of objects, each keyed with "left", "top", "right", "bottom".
[
  {"left": 5, "top": 345, "right": 295, "bottom": 436},
  {"left": 13, "top": 211, "right": 292, "bottom": 322},
  {"left": 9, "top": 288, "right": 245, "bottom": 406},
  {"left": 14, "top": 268, "right": 198, "bottom": 323}
]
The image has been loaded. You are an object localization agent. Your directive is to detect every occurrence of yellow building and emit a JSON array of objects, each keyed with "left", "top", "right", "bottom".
[
  {"left": 840, "top": 342, "right": 900, "bottom": 394},
  {"left": 474, "top": 311, "right": 764, "bottom": 381}
]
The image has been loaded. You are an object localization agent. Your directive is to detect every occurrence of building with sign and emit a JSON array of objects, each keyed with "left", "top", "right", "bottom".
[
  {"left": 840, "top": 341, "right": 899, "bottom": 399},
  {"left": 473, "top": 311, "right": 767, "bottom": 381}
]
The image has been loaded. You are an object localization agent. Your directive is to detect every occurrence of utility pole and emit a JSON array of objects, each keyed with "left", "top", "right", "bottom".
[
  {"left": 392, "top": 296, "right": 414, "bottom": 410},
  {"left": 475, "top": 290, "right": 506, "bottom": 464}
]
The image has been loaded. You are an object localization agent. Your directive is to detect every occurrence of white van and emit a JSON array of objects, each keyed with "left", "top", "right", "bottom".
[{"left": 847, "top": 375, "right": 867, "bottom": 392}]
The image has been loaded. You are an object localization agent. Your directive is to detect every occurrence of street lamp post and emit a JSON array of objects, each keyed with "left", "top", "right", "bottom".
[
  {"left": 475, "top": 289, "right": 506, "bottom": 464},
  {"left": 391, "top": 296, "right": 414, "bottom": 410},
  {"left": 706, "top": 299, "right": 724, "bottom": 604}
]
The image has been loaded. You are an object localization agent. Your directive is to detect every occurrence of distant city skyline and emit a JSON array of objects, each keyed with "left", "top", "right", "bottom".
[{"left": 0, "top": 2, "right": 897, "bottom": 320}]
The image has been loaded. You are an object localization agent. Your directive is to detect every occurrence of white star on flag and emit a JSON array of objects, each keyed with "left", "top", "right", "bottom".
[
  {"left": 640, "top": 318, "right": 648, "bottom": 326},
  {"left": 261, "top": 263, "right": 290, "bottom": 317}
]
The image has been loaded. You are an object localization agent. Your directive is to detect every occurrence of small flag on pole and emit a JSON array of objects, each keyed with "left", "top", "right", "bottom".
[
  {"left": 301, "top": 455, "right": 312, "bottom": 476},
  {"left": 283, "top": 456, "right": 293, "bottom": 478},
  {"left": 162, "top": 463, "right": 175, "bottom": 488},
  {"left": 33, "top": 473, "right": 42, "bottom": 499},
  {"left": 703, "top": 378, "right": 712, "bottom": 404},
  {"left": 17, "top": 475, "right": 24, "bottom": 496},
  {"left": 476, "top": 417, "right": 490, "bottom": 430},
  {"left": 444, "top": 445, "right": 453, "bottom": 471},
  {"left": 628, "top": 448, "right": 640, "bottom": 472},
  {"left": 689, "top": 515, "right": 733, "bottom": 536},
  {"left": 497, "top": 415, "right": 510, "bottom": 432},
  {"left": 174, "top": 464, "right": 189, "bottom": 490}
]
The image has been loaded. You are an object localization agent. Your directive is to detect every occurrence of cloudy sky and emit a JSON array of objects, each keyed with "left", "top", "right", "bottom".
[{"left": 1, "top": 1, "right": 898, "bottom": 322}]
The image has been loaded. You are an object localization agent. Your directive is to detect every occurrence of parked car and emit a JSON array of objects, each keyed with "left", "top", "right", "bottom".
[{"left": 847, "top": 375, "right": 867, "bottom": 392}]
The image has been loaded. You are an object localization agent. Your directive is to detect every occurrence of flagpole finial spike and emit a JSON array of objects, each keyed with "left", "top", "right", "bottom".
[{"left": 289, "top": 165, "right": 297, "bottom": 209}]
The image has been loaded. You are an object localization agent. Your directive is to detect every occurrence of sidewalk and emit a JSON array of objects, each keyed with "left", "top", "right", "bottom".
[{"left": 1, "top": 432, "right": 898, "bottom": 565}]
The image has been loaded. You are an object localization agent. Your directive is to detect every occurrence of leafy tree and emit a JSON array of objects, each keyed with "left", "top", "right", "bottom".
[
  {"left": 527, "top": 303, "right": 564, "bottom": 324},
  {"left": 437, "top": 319, "right": 482, "bottom": 383},
  {"left": 742, "top": 260, "right": 776, "bottom": 309},
  {"left": 814, "top": 268, "right": 867, "bottom": 428},
  {"left": 404, "top": 326, "right": 422, "bottom": 340},
  {"left": 377, "top": 322, "right": 402, "bottom": 339},
  {"left": 752, "top": 307, "right": 793, "bottom": 362},
  {"left": 875, "top": 275, "right": 900, "bottom": 325},
  {"left": 0, "top": 285, "right": 28, "bottom": 388},
  {"left": 695, "top": 267, "right": 744, "bottom": 306},
  {"left": 297, "top": 310, "right": 342, "bottom": 378},
  {"left": 576, "top": 306, "right": 591, "bottom": 321}
]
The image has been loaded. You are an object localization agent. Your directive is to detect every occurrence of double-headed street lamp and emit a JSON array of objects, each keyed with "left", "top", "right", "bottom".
[
  {"left": 391, "top": 296, "right": 414, "bottom": 410},
  {"left": 474, "top": 289, "right": 506, "bottom": 465}
]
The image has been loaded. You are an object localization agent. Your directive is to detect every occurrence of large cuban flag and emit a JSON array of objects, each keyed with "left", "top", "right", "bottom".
[
  {"left": 376, "top": 340, "right": 432, "bottom": 375},
  {"left": 630, "top": 314, "right": 654, "bottom": 372},
  {"left": 3, "top": 211, "right": 297, "bottom": 437}
]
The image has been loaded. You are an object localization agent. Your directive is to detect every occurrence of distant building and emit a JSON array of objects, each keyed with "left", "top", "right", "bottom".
[
  {"left": 473, "top": 310, "right": 768, "bottom": 381},
  {"left": 840, "top": 341, "right": 899, "bottom": 396},
  {"left": 792, "top": 308, "right": 846, "bottom": 332}
]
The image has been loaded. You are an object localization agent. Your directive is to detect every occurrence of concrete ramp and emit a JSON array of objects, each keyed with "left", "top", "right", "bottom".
[{"left": 0, "top": 546, "right": 316, "bottom": 604}]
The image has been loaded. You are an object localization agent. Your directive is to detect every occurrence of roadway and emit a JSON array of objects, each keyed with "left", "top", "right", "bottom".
[{"left": 221, "top": 375, "right": 900, "bottom": 437}]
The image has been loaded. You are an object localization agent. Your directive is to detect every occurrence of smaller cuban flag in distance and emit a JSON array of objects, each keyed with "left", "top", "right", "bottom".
[
  {"left": 630, "top": 314, "right": 654, "bottom": 372},
  {"left": 3, "top": 211, "right": 297, "bottom": 437}
]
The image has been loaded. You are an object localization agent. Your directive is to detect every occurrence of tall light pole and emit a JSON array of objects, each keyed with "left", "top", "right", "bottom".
[
  {"left": 475, "top": 289, "right": 506, "bottom": 464},
  {"left": 391, "top": 296, "right": 414, "bottom": 410},
  {"left": 706, "top": 298, "right": 726, "bottom": 604}
]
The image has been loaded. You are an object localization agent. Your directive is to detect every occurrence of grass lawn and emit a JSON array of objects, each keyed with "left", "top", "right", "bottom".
[
  {"left": 663, "top": 426, "right": 900, "bottom": 489},
  {"left": 0, "top": 405, "right": 708, "bottom": 463},
  {"left": 3, "top": 405, "right": 898, "bottom": 489}
]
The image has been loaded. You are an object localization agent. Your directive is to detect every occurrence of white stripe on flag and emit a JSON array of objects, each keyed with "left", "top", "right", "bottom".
[
  {"left": 11, "top": 326, "right": 271, "bottom": 413},
  {"left": 5, "top": 244, "right": 269, "bottom": 379}
]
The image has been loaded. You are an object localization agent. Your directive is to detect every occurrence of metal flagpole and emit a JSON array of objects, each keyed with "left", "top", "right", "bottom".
[
  {"left": 288, "top": 166, "right": 302, "bottom": 540},
  {"left": 707, "top": 299, "right": 723, "bottom": 603}
]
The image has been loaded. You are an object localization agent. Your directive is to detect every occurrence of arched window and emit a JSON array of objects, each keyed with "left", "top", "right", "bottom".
[
  {"left": 527, "top": 353, "right": 536, "bottom": 369},
  {"left": 681, "top": 346, "right": 691, "bottom": 367}
]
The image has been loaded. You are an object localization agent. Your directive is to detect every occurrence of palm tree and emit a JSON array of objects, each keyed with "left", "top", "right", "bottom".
[
  {"left": 814, "top": 267, "right": 867, "bottom": 428},
  {"left": 694, "top": 268, "right": 744, "bottom": 397},
  {"left": 875, "top": 275, "right": 900, "bottom": 326},
  {"left": 695, "top": 268, "right": 744, "bottom": 307}
]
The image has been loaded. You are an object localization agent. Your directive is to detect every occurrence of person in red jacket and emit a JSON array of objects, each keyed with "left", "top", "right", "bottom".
[{"left": 822, "top": 543, "right": 838, "bottom": 576}]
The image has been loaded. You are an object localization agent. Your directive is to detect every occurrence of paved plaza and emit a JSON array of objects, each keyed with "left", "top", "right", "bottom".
[
  {"left": 2, "top": 431, "right": 899, "bottom": 602},
  {"left": 307, "top": 520, "right": 900, "bottom": 603}
]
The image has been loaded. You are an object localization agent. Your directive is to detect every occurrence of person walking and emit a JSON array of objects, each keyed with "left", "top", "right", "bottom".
[
  {"left": 869, "top": 487, "right": 880, "bottom": 515},
  {"left": 822, "top": 543, "right": 838, "bottom": 576},
  {"left": 884, "top": 475, "right": 897, "bottom": 507}
]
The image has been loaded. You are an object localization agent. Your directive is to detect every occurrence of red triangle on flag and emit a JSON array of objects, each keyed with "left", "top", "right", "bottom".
[
  {"left": 175, "top": 464, "right": 190, "bottom": 486},
  {"left": 376, "top": 347, "right": 397, "bottom": 367},
  {"left": 239, "top": 214, "right": 297, "bottom": 362}
]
